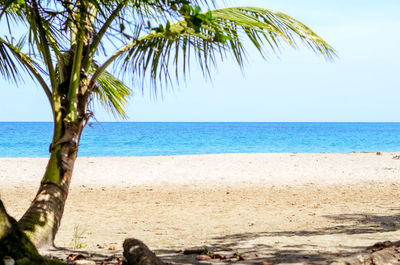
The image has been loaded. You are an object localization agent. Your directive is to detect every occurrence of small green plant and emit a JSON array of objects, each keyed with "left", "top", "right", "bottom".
[{"left": 71, "top": 224, "right": 86, "bottom": 249}]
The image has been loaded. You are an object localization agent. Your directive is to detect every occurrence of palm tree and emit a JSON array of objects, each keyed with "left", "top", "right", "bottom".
[{"left": 0, "top": 0, "right": 335, "bottom": 253}]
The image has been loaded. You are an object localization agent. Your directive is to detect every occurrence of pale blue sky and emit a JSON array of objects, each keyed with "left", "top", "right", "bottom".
[{"left": 1, "top": 0, "right": 399, "bottom": 122}]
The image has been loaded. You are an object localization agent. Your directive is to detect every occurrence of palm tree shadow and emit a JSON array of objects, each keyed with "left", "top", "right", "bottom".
[
  {"left": 158, "top": 210, "right": 400, "bottom": 264},
  {"left": 41, "top": 246, "right": 121, "bottom": 263}
]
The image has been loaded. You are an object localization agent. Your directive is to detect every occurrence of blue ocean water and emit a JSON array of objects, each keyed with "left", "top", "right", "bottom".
[{"left": 0, "top": 122, "right": 399, "bottom": 157}]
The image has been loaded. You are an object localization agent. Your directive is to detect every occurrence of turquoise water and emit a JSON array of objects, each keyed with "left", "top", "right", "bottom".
[{"left": 0, "top": 122, "right": 399, "bottom": 157}]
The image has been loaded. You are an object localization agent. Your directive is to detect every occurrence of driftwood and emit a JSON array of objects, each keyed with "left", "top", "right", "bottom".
[
  {"left": 331, "top": 241, "right": 400, "bottom": 265},
  {"left": 123, "top": 238, "right": 165, "bottom": 265}
]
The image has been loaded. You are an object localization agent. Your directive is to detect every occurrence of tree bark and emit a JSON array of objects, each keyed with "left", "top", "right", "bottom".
[
  {"left": 0, "top": 199, "right": 64, "bottom": 264},
  {"left": 18, "top": 110, "right": 89, "bottom": 248},
  {"left": 18, "top": 167, "right": 75, "bottom": 249}
]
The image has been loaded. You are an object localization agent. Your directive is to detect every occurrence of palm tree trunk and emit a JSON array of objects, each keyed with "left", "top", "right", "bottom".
[
  {"left": 1, "top": 198, "right": 47, "bottom": 263},
  {"left": 1, "top": 199, "right": 65, "bottom": 264},
  {"left": 18, "top": 108, "right": 89, "bottom": 248},
  {"left": 18, "top": 153, "right": 76, "bottom": 249}
]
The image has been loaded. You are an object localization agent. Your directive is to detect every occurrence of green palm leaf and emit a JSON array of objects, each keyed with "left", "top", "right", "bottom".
[
  {"left": 1, "top": 2, "right": 337, "bottom": 119},
  {"left": 0, "top": 36, "right": 45, "bottom": 82},
  {"left": 0, "top": 38, "right": 20, "bottom": 82},
  {"left": 115, "top": 6, "right": 336, "bottom": 93},
  {"left": 94, "top": 69, "right": 132, "bottom": 118}
]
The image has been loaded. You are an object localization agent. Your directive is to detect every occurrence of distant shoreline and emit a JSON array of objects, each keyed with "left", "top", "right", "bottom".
[{"left": 0, "top": 150, "right": 398, "bottom": 159}]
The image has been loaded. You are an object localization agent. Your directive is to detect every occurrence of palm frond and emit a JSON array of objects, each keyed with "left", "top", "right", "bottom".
[
  {"left": 94, "top": 69, "right": 132, "bottom": 118},
  {"left": 114, "top": 6, "right": 336, "bottom": 95},
  {"left": 0, "top": 38, "right": 21, "bottom": 82},
  {"left": 0, "top": 0, "right": 26, "bottom": 23},
  {"left": 0, "top": 36, "right": 46, "bottom": 81},
  {"left": 0, "top": 36, "right": 53, "bottom": 105},
  {"left": 129, "top": 0, "right": 216, "bottom": 18},
  {"left": 212, "top": 7, "right": 335, "bottom": 59}
]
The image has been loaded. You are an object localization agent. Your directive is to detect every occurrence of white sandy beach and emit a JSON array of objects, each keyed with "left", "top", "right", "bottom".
[{"left": 1, "top": 152, "right": 400, "bottom": 264}]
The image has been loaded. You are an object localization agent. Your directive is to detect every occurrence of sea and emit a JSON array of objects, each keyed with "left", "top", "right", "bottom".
[{"left": 0, "top": 122, "right": 399, "bottom": 157}]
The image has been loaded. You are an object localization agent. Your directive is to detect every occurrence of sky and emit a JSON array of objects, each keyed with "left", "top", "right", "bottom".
[{"left": 1, "top": 0, "right": 399, "bottom": 122}]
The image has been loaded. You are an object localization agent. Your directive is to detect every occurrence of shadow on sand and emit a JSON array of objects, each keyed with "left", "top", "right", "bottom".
[
  {"left": 41, "top": 246, "right": 122, "bottom": 264},
  {"left": 158, "top": 210, "right": 400, "bottom": 264},
  {"left": 41, "top": 210, "right": 400, "bottom": 264}
]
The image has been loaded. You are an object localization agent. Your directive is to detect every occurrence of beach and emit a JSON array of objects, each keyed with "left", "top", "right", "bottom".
[{"left": 1, "top": 152, "right": 400, "bottom": 264}]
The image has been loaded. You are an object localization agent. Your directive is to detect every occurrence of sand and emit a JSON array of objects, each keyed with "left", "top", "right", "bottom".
[{"left": 1, "top": 152, "right": 400, "bottom": 264}]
